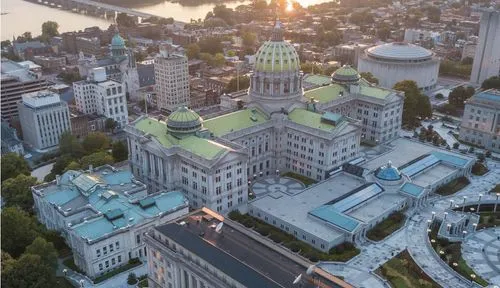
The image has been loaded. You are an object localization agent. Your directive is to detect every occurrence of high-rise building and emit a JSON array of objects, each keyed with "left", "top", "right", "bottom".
[
  {"left": 470, "top": 9, "right": 500, "bottom": 85},
  {"left": 154, "top": 45, "right": 190, "bottom": 112},
  {"left": 459, "top": 89, "right": 500, "bottom": 152},
  {"left": 1, "top": 59, "right": 47, "bottom": 120},
  {"left": 18, "top": 90, "right": 71, "bottom": 150},
  {"left": 73, "top": 67, "right": 129, "bottom": 128}
]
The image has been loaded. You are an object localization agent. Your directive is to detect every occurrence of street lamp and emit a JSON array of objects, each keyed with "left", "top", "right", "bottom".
[
  {"left": 447, "top": 223, "right": 452, "bottom": 233},
  {"left": 495, "top": 193, "right": 500, "bottom": 212},
  {"left": 462, "top": 196, "right": 468, "bottom": 212},
  {"left": 63, "top": 269, "right": 67, "bottom": 277},
  {"left": 472, "top": 223, "right": 478, "bottom": 231},
  {"left": 452, "top": 262, "right": 458, "bottom": 269},
  {"left": 427, "top": 219, "right": 432, "bottom": 226},
  {"left": 79, "top": 279, "right": 85, "bottom": 288},
  {"left": 450, "top": 199, "right": 454, "bottom": 208},
  {"left": 463, "top": 230, "right": 468, "bottom": 238},
  {"left": 470, "top": 274, "right": 476, "bottom": 285},
  {"left": 431, "top": 239, "right": 436, "bottom": 244},
  {"left": 431, "top": 211, "right": 436, "bottom": 220},
  {"left": 444, "top": 212, "right": 448, "bottom": 220},
  {"left": 477, "top": 193, "right": 483, "bottom": 212}
]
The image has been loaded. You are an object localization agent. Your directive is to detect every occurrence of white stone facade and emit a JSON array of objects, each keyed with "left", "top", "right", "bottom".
[
  {"left": 470, "top": 9, "right": 500, "bottom": 85},
  {"left": 74, "top": 68, "right": 129, "bottom": 128},
  {"left": 18, "top": 90, "right": 71, "bottom": 150}
]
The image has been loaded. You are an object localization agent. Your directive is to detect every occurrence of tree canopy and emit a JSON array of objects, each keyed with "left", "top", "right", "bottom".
[
  {"left": 116, "top": 13, "right": 136, "bottom": 27},
  {"left": 186, "top": 43, "right": 201, "bottom": 59},
  {"left": 1, "top": 253, "right": 57, "bottom": 288},
  {"left": 1, "top": 207, "right": 39, "bottom": 257},
  {"left": 41, "top": 21, "right": 59, "bottom": 39},
  {"left": 393, "top": 80, "right": 432, "bottom": 128},
  {"left": 241, "top": 32, "right": 257, "bottom": 48},
  {"left": 360, "top": 72, "right": 379, "bottom": 85},
  {"left": 80, "top": 151, "right": 114, "bottom": 168},
  {"left": 25, "top": 237, "right": 58, "bottom": 269},
  {"left": 224, "top": 75, "right": 250, "bottom": 93},
  {"left": 112, "top": 141, "right": 128, "bottom": 162},
  {"left": 198, "top": 37, "right": 224, "bottom": 55},
  {"left": 1, "top": 174, "right": 37, "bottom": 212},
  {"left": 448, "top": 86, "right": 475, "bottom": 108},
  {"left": 1, "top": 153, "right": 30, "bottom": 181},
  {"left": 59, "top": 131, "right": 84, "bottom": 157},
  {"left": 481, "top": 76, "right": 500, "bottom": 90},
  {"left": 82, "top": 132, "right": 110, "bottom": 154}
]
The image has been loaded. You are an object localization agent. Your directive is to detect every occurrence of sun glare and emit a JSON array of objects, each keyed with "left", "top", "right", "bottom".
[{"left": 286, "top": 0, "right": 294, "bottom": 12}]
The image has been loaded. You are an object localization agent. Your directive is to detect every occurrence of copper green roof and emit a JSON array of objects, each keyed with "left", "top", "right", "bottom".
[
  {"left": 304, "top": 84, "right": 346, "bottom": 103},
  {"left": 288, "top": 108, "right": 337, "bottom": 132},
  {"left": 359, "top": 86, "right": 392, "bottom": 99},
  {"left": 254, "top": 41, "right": 300, "bottom": 73},
  {"left": 167, "top": 106, "right": 203, "bottom": 135},
  {"left": 203, "top": 108, "right": 270, "bottom": 137},
  {"left": 332, "top": 65, "right": 360, "bottom": 83},
  {"left": 304, "top": 74, "right": 332, "bottom": 86},
  {"left": 111, "top": 33, "right": 125, "bottom": 48},
  {"left": 134, "top": 117, "right": 227, "bottom": 160}
]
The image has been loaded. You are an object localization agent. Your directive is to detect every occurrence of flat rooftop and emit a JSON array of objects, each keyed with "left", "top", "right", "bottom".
[
  {"left": 202, "top": 108, "right": 270, "bottom": 137},
  {"left": 156, "top": 210, "right": 317, "bottom": 288},
  {"left": 250, "top": 173, "right": 364, "bottom": 241},
  {"left": 363, "top": 138, "right": 472, "bottom": 172},
  {"left": 411, "top": 163, "right": 456, "bottom": 187},
  {"left": 347, "top": 193, "right": 406, "bottom": 222}
]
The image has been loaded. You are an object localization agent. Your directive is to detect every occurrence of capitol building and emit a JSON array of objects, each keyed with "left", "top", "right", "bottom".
[{"left": 125, "top": 21, "right": 405, "bottom": 212}]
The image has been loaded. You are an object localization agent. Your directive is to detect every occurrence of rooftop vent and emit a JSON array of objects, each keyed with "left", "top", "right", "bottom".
[
  {"left": 104, "top": 209, "right": 124, "bottom": 221},
  {"left": 128, "top": 217, "right": 134, "bottom": 222}
]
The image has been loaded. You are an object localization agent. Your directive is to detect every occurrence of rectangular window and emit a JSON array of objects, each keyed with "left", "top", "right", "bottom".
[{"left": 118, "top": 255, "right": 121, "bottom": 263}]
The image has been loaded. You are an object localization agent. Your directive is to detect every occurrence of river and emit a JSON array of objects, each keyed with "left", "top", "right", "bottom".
[{"left": 1, "top": 0, "right": 331, "bottom": 41}]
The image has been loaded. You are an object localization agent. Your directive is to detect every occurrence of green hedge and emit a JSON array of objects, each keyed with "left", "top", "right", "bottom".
[
  {"left": 281, "top": 172, "right": 317, "bottom": 186},
  {"left": 229, "top": 211, "right": 360, "bottom": 262},
  {"left": 93, "top": 259, "right": 142, "bottom": 284},
  {"left": 366, "top": 211, "right": 406, "bottom": 241},
  {"left": 435, "top": 176, "right": 470, "bottom": 196}
]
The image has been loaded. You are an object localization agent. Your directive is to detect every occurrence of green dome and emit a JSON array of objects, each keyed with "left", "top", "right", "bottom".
[
  {"left": 166, "top": 107, "right": 203, "bottom": 135},
  {"left": 254, "top": 41, "right": 300, "bottom": 73},
  {"left": 331, "top": 65, "right": 361, "bottom": 84},
  {"left": 111, "top": 33, "right": 125, "bottom": 49}
]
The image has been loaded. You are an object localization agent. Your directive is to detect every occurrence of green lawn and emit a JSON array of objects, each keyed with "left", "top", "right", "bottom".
[
  {"left": 477, "top": 211, "right": 500, "bottom": 229},
  {"left": 281, "top": 172, "right": 317, "bottom": 186},
  {"left": 228, "top": 211, "right": 360, "bottom": 262},
  {"left": 435, "top": 176, "right": 470, "bottom": 196},
  {"left": 490, "top": 184, "right": 500, "bottom": 193},
  {"left": 366, "top": 210, "right": 406, "bottom": 241},
  {"left": 471, "top": 162, "right": 489, "bottom": 176},
  {"left": 429, "top": 223, "right": 489, "bottom": 286},
  {"left": 377, "top": 250, "right": 441, "bottom": 288}
]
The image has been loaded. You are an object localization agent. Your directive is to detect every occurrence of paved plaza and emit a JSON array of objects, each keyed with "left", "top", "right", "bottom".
[
  {"left": 251, "top": 176, "right": 305, "bottom": 197},
  {"left": 462, "top": 228, "right": 500, "bottom": 285}
]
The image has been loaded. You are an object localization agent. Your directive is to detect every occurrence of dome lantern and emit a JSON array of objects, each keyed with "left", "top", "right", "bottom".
[{"left": 166, "top": 106, "right": 203, "bottom": 136}]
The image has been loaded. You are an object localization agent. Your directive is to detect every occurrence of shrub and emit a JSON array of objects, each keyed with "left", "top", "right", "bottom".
[
  {"left": 127, "top": 273, "right": 138, "bottom": 285},
  {"left": 228, "top": 210, "right": 242, "bottom": 221},
  {"left": 255, "top": 225, "right": 271, "bottom": 236},
  {"left": 129, "top": 257, "right": 140, "bottom": 265},
  {"left": 285, "top": 241, "right": 302, "bottom": 253},
  {"left": 242, "top": 218, "right": 255, "bottom": 228},
  {"left": 453, "top": 142, "right": 460, "bottom": 149}
]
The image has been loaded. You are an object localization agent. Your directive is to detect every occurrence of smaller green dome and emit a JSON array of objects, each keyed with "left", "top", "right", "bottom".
[
  {"left": 332, "top": 65, "right": 361, "bottom": 84},
  {"left": 167, "top": 107, "right": 203, "bottom": 135},
  {"left": 111, "top": 33, "right": 125, "bottom": 49}
]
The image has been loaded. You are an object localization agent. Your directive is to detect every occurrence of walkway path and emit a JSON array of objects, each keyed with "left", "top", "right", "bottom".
[
  {"left": 462, "top": 228, "right": 500, "bottom": 285},
  {"left": 335, "top": 161, "right": 500, "bottom": 288}
]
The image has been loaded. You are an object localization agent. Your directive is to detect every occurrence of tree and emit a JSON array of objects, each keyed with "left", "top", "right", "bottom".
[
  {"left": 213, "top": 53, "right": 226, "bottom": 67},
  {"left": 1, "top": 174, "right": 37, "bottom": 212},
  {"left": 198, "top": 37, "right": 223, "bottom": 55},
  {"left": 59, "top": 132, "right": 84, "bottom": 157},
  {"left": 1, "top": 152, "right": 30, "bottom": 181},
  {"left": 211, "top": 5, "right": 235, "bottom": 26},
  {"left": 360, "top": 72, "right": 379, "bottom": 85},
  {"left": 1, "top": 40, "right": 11, "bottom": 48},
  {"left": 41, "top": 21, "right": 59, "bottom": 38},
  {"left": 64, "top": 161, "right": 81, "bottom": 172},
  {"left": 448, "top": 86, "right": 475, "bottom": 108},
  {"left": 377, "top": 26, "right": 391, "bottom": 41},
  {"left": 301, "top": 62, "right": 324, "bottom": 75},
  {"left": 127, "top": 273, "right": 138, "bottom": 285},
  {"left": 58, "top": 68, "right": 82, "bottom": 84},
  {"left": 25, "top": 237, "right": 58, "bottom": 268},
  {"left": 224, "top": 75, "right": 250, "bottom": 93},
  {"left": 186, "top": 43, "right": 200, "bottom": 59},
  {"left": 393, "top": 80, "right": 431, "bottom": 127},
  {"left": 350, "top": 11, "right": 374, "bottom": 26},
  {"left": 1, "top": 207, "right": 39, "bottom": 257},
  {"left": 1, "top": 254, "right": 57, "bottom": 288},
  {"left": 112, "top": 141, "right": 128, "bottom": 162},
  {"left": 80, "top": 152, "right": 114, "bottom": 168},
  {"left": 116, "top": 13, "right": 136, "bottom": 27},
  {"left": 105, "top": 118, "right": 118, "bottom": 133},
  {"left": 435, "top": 93, "right": 444, "bottom": 99},
  {"left": 16, "top": 32, "right": 33, "bottom": 43},
  {"left": 242, "top": 32, "right": 257, "bottom": 48},
  {"left": 82, "top": 132, "right": 110, "bottom": 154},
  {"left": 51, "top": 154, "right": 74, "bottom": 175},
  {"left": 453, "top": 142, "right": 460, "bottom": 149},
  {"left": 481, "top": 76, "right": 500, "bottom": 90},
  {"left": 427, "top": 6, "right": 441, "bottom": 23}
]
